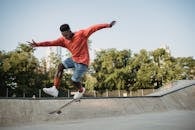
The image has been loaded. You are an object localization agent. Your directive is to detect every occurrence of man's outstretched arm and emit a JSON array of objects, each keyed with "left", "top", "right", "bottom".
[
  {"left": 83, "top": 21, "right": 116, "bottom": 37},
  {"left": 27, "top": 38, "right": 64, "bottom": 48}
]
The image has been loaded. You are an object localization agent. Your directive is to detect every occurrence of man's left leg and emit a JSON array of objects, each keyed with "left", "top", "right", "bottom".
[{"left": 72, "top": 63, "right": 88, "bottom": 99}]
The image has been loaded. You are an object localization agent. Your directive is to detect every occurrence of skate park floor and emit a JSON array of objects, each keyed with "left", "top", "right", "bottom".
[
  {"left": 1, "top": 110, "right": 194, "bottom": 130},
  {"left": 0, "top": 80, "right": 195, "bottom": 130}
]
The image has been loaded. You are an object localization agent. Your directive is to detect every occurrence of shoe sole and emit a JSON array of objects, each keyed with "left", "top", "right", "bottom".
[{"left": 43, "top": 88, "right": 58, "bottom": 97}]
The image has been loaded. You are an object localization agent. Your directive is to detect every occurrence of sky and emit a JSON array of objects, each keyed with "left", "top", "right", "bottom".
[{"left": 0, "top": 0, "right": 194, "bottom": 60}]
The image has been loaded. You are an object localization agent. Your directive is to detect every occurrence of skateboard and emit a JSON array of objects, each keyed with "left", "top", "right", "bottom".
[{"left": 48, "top": 99, "right": 80, "bottom": 114}]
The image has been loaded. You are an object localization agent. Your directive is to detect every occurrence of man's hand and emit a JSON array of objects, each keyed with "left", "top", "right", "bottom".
[
  {"left": 27, "top": 39, "right": 38, "bottom": 47},
  {"left": 109, "top": 21, "right": 116, "bottom": 27}
]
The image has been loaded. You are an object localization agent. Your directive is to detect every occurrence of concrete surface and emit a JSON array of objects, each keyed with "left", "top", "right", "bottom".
[
  {"left": 1, "top": 110, "right": 195, "bottom": 130},
  {"left": 148, "top": 80, "right": 195, "bottom": 96},
  {"left": 0, "top": 80, "right": 195, "bottom": 129}
]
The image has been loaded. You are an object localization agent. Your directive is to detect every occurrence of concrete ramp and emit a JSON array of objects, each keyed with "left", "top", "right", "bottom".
[
  {"left": 0, "top": 80, "right": 195, "bottom": 126},
  {"left": 148, "top": 80, "right": 195, "bottom": 96}
]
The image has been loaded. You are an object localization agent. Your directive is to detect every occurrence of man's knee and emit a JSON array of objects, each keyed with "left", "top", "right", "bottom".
[
  {"left": 58, "top": 63, "right": 65, "bottom": 71},
  {"left": 71, "top": 80, "right": 82, "bottom": 88}
]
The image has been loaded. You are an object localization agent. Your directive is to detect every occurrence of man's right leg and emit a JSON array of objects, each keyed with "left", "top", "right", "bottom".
[
  {"left": 53, "top": 63, "right": 65, "bottom": 88},
  {"left": 43, "top": 58, "right": 75, "bottom": 97},
  {"left": 43, "top": 63, "right": 65, "bottom": 97}
]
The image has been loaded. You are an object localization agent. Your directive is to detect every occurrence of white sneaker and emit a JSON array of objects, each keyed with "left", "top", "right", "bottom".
[
  {"left": 43, "top": 86, "right": 59, "bottom": 97},
  {"left": 73, "top": 87, "right": 85, "bottom": 99}
]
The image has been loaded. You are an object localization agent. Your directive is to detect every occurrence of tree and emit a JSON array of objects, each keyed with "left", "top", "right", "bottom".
[
  {"left": 0, "top": 44, "right": 39, "bottom": 97},
  {"left": 126, "top": 49, "right": 152, "bottom": 90},
  {"left": 92, "top": 49, "right": 132, "bottom": 91},
  {"left": 84, "top": 74, "right": 97, "bottom": 91},
  {"left": 1, "top": 42, "right": 194, "bottom": 97},
  {"left": 0, "top": 50, "right": 10, "bottom": 96},
  {"left": 175, "top": 57, "right": 195, "bottom": 79},
  {"left": 150, "top": 48, "right": 171, "bottom": 88}
]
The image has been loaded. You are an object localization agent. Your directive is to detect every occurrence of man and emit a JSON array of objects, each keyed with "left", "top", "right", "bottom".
[{"left": 28, "top": 21, "right": 116, "bottom": 99}]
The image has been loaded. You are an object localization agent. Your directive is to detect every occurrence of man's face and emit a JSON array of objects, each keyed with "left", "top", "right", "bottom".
[{"left": 61, "top": 30, "right": 73, "bottom": 40}]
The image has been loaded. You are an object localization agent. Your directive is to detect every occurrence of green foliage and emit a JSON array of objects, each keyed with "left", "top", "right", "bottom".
[
  {"left": 84, "top": 74, "right": 97, "bottom": 91},
  {"left": 0, "top": 44, "right": 39, "bottom": 96},
  {"left": 0, "top": 44, "right": 63, "bottom": 97},
  {"left": 0, "top": 43, "right": 194, "bottom": 97},
  {"left": 92, "top": 49, "right": 132, "bottom": 91},
  {"left": 92, "top": 48, "right": 195, "bottom": 92}
]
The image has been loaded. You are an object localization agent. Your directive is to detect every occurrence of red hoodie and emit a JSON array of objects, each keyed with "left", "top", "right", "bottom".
[{"left": 36, "top": 23, "right": 110, "bottom": 66}]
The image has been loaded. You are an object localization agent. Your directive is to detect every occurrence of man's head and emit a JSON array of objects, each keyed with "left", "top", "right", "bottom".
[{"left": 60, "top": 24, "right": 73, "bottom": 40}]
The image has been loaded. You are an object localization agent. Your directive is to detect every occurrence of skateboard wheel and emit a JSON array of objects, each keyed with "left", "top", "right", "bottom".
[{"left": 57, "top": 110, "right": 62, "bottom": 114}]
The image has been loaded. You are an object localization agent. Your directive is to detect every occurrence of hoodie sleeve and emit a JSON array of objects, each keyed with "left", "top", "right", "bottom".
[
  {"left": 83, "top": 23, "right": 110, "bottom": 37},
  {"left": 36, "top": 37, "right": 65, "bottom": 47}
]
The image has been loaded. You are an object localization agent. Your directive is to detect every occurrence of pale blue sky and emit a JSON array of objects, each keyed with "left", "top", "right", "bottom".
[{"left": 0, "top": 0, "right": 194, "bottom": 59}]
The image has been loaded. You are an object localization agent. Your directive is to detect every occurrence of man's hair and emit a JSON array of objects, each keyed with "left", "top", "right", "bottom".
[{"left": 60, "top": 24, "right": 70, "bottom": 32}]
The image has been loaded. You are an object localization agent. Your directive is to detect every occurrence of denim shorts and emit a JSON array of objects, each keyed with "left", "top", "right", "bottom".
[{"left": 62, "top": 58, "right": 88, "bottom": 82}]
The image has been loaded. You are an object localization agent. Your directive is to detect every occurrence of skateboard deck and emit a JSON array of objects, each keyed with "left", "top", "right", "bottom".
[{"left": 48, "top": 99, "right": 80, "bottom": 114}]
